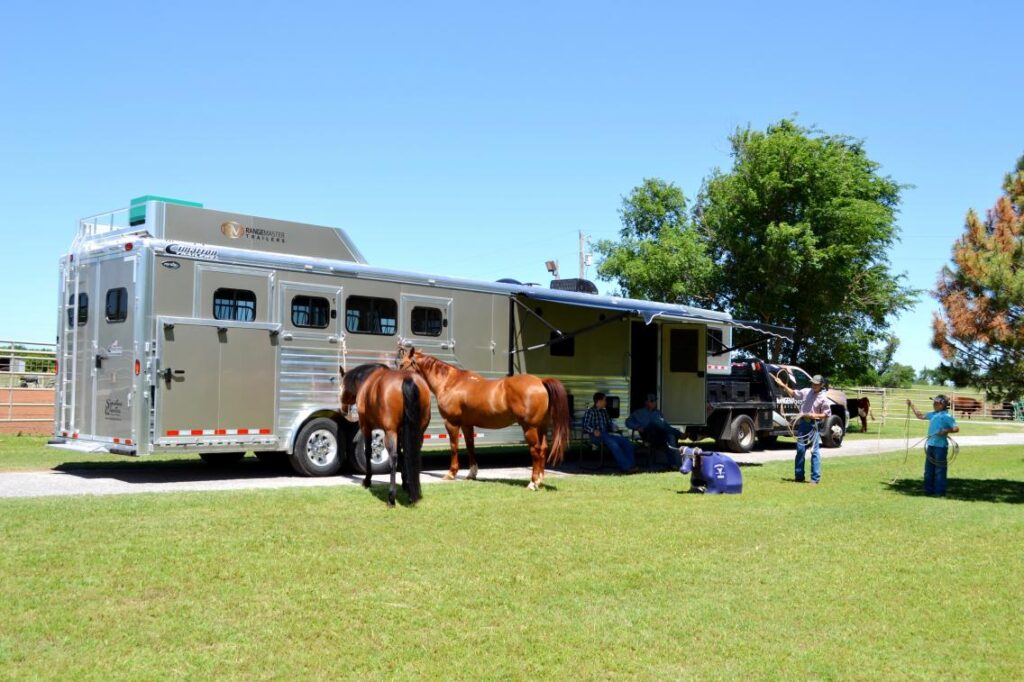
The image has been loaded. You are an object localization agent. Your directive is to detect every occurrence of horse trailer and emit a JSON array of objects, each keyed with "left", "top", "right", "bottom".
[{"left": 48, "top": 197, "right": 783, "bottom": 475}]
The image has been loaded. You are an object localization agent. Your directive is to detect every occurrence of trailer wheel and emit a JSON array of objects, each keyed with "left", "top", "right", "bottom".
[
  {"left": 726, "top": 415, "right": 756, "bottom": 453},
  {"left": 199, "top": 452, "right": 246, "bottom": 465},
  {"left": 347, "top": 428, "right": 392, "bottom": 476},
  {"left": 290, "top": 418, "right": 343, "bottom": 476},
  {"left": 822, "top": 415, "right": 845, "bottom": 448}
]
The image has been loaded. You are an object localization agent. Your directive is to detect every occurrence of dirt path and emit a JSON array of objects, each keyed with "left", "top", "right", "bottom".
[{"left": 2, "top": 433, "right": 1022, "bottom": 499}]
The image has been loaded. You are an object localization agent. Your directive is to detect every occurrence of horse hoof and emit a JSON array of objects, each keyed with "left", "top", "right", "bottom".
[
  {"left": 527, "top": 481, "right": 538, "bottom": 491},
  {"left": 443, "top": 471, "right": 457, "bottom": 481},
  {"left": 468, "top": 465, "right": 479, "bottom": 480}
]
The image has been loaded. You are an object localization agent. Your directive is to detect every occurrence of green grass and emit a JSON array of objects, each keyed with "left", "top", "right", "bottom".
[{"left": 1, "top": 439, "right": 1022, "bottom": 679}]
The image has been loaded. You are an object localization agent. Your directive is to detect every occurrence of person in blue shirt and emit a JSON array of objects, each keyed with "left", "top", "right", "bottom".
[
  {"left": 582, "top": 392, "right": 638, "bottom": 474},
  {"left": 626, "top": 393, "right": 684, "bottom": 470},
  {"left": 907, "top": 395, "right": 959, "bottom": 497}
]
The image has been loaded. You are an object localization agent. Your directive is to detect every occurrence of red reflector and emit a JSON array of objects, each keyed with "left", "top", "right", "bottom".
[
  {"left": 126, "top": 439, "right": 133, "bottom": 446},
  {"left": 55, "top": 359, "right": 59, "bottom": 374},
  {"left": 134, "top": 359, "right": 141, "bottom": 376},
  {"left": 125, "top": 243, "right": 134, "bottom": 251},
  {"left": 190, "top": 429, "right": 204, "bottom": 436},
  {"left": 214, "top": 429, "right": 227, "bottom": 435},
  {"left": 166, "top": 430, "right": 180, "bottom": 436},
  {"left": 237, "top": 429, "right": 249, "bottom": 435},
  {"left": 72, "top": 433, "right": 79, "bottom": 439},
  {"left": 258, "top": 428, "right": 271, "bottom": 435},
  {"left": 114, "top": 438, "right": 120, "bottom": 444}
]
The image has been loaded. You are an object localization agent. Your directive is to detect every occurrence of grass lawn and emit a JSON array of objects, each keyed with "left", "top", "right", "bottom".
[{"left": 1, "top": 440, "right": 1022, "bottom": 679}]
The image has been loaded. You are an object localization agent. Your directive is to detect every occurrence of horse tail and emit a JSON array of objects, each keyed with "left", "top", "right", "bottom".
[
  {"left": 400, "top": 376, "right": 423, "bottom": 503},
  {"left": 542, "top": 378, "right": 570, "bottom": 465}
]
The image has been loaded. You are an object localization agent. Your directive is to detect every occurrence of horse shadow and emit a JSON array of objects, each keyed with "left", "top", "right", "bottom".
[
  {"left": 419, "top": 469, "right": 560, "bottom": 491},
  {"left": 364, "top": 483, "right": 420, "bottom": 507},
  {"left": 885, "top": 478, "right": 1024, "bottom": 504}
]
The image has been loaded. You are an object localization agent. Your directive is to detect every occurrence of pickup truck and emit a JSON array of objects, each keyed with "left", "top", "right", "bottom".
[{"left": 683, "top": 359, "right": 850, "bottom": 453}]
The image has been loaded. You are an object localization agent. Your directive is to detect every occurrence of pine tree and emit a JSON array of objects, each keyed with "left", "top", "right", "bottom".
[{"left": 932, "top": 155, "right": 1024, "bottom": 400}]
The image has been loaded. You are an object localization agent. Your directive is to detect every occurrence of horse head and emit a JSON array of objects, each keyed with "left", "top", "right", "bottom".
[
  {"left": 338, "top": 366, "right": 359, "bottom": 422},
  {"left": 397, "top": 342, "right": 418, "bottom": 372}
]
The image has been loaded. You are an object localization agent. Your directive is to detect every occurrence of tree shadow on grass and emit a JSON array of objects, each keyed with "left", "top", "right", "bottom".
[{"left": 885, "top": 478, "right": 1024, "bottom": 504}]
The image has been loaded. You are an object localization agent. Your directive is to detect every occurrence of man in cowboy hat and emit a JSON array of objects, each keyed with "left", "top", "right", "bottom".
[
  {"left": 907, "top": 395, "right": 959, "bottom": 497},
  {"left": 626, "top": 393, "right": 685, "bottom": 469},
  {"left": 771, "top": 371, "right": 831, "bottom": 484}
]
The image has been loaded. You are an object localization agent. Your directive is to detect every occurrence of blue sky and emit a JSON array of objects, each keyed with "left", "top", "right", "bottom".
[{"left": 1, "top": 1, "right": 1021, "bottom": 371}]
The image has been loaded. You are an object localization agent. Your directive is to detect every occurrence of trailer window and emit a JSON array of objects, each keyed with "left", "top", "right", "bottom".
[
  {"left": 105, "top": 287, "right": 128, "bottom": 323},
  {"left": 346, "top": 296, "right": 397, "bottom": 335},
  {"left": 549, "top": 332, "right": 575, "bottom": 357},
  {"left": 292, "top": 295, "right": 330, "bottom": 329},
  {"left": 411, "top": 306, "right": 444, "bottom": 337},
  {"left": 669, "top": 329, "right": 699, "bottom": 373},
  {"left": 213, "top": 288, "right": 257, "bottom": 322},
  {"left": 67, "top": 293, "right": 88, "bottom": 327},
  {"left": 707, "top": 328, "right": 725, "bottom": 354}
]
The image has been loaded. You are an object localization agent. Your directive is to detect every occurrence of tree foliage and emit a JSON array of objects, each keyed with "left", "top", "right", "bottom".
[
  {"left": 695, "top": 119, "right": 918, "bottom": 379},
  {"left": 595, "top": 178, "right": 715, "bottom": 305},
  {"left": 932, "top": 155, "right": 1024, "bottom": 400}
]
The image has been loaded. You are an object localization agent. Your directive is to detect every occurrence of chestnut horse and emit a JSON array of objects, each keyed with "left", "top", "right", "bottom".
[
  {"left": 397, "top": 345, "right": 570, "bottom": 490},
  {"left": 340, "top": 363, "right": 431, "bottom": 506}
]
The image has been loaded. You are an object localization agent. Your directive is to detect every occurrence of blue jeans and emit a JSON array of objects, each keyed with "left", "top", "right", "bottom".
[
  {"left": 924, "top": 445, "right": 948, "bottom": 496},
  {"left": 593, "top": 432, "right": 635, "bottom": 471},
  {"left": 795, "top": 420, "right": 821, "bottom": 482}
]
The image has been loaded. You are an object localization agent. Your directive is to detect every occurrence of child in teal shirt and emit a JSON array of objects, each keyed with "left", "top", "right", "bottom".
[{"left": 907, "top": 395, "right": 959, "bottom": 497}]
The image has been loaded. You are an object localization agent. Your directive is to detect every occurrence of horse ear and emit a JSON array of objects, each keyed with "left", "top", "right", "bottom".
[{"left": 339, "top": 365, "right": 345, "bottom": 377}]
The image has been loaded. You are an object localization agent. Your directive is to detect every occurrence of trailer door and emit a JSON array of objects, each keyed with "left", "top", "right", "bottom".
[
  {"left": 660, "top": 324, "right": 706, "bottom": 425},
  {"left": 156, "top": 319, "right": 279, "bottom": 443},
  {"left": 93, "top": 255, "right": 138, "bottom": 443}
]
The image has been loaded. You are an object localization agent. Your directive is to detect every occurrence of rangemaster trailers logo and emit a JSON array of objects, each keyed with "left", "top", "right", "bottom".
[{"left": 220, "top": 221, "right": 286, "bottom": 244}]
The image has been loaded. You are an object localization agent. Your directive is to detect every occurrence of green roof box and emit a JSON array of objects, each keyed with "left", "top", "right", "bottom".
[{"left": 129, "top": 195, "right": 203, "bottom": 226}]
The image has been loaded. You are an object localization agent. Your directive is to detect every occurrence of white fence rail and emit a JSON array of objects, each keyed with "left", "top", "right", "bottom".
[
  {"left": 841, "top": 385, "right": 1023, "bottom": 426},
  {"left": 1, "top": 341, "right": 56, "bottom": 427}
]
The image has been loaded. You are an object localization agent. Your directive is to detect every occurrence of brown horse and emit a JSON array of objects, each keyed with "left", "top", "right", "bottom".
[
  {"left": 340, "top": 363, "right": 431, "bottom": 506},
  {"left": 397, "top": 344, "right": 570, "bottom": 490}
]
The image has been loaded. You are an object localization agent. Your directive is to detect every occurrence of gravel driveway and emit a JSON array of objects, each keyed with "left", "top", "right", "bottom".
[{"left": 2, "top": 434, "right": 1022, "bottom": 499}]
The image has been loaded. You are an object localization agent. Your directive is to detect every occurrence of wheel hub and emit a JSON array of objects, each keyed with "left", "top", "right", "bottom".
[{"left": 306, "top": 430, "right": 338, "bottom": 466}]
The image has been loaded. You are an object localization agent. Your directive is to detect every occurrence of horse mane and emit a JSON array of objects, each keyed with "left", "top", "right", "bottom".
[{"left": 343, "top": 362, "right": 388, "bottom": 393}]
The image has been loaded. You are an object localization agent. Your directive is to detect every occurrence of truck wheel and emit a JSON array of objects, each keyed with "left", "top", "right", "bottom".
[
  {"left": 727, "top": 415, "right": 756, "bottom": 453},
  {"left": 290, "top": 418, "right": 343, "bottom": 476},
  {"left": 757, "top": 434, "right": 779, "bottom": 448},
  {"left": 347, "top": 428, "right": 392, "bottom": 476},
  {"left": 822, "top": 415, "right": 845, "bottom": 448},
  {"left": 199, "top": 452, "right": 246, "bottom": 465}
]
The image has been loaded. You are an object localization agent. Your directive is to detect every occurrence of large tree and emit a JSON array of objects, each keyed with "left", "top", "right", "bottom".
[
  {"left": 695, "top": 119, "right": 917, "bottom": 378},
  {"left": 595, "top": 178, "right": 715, "bottom": 305},
  {"left": 932, "top": 155, "right": 1024, "bottom": 400}
]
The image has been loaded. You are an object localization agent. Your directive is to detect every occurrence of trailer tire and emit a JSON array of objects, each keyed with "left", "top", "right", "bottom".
[
  {"left": 347, "top": 428, "right": 392, "bottom": 476},
  {"left": 822, "top": 415, "right": 845, "bottom": 448},
  {"left": 199, "top": 452, "right": 246, "bottom": 465},
  {"left": 290, "top": 418, "right": 343, "bottom": 476},
  {"left": 726, "top": 414, "right": 756, "bottom": 453}
]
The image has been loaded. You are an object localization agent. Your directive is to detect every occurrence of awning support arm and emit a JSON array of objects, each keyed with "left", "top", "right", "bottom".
[
  {"left": 511, "top": 296, "right": 562, "bottom": 335},
  {"left": 518, "top": 309, "right": 633, "bottom": 352}
]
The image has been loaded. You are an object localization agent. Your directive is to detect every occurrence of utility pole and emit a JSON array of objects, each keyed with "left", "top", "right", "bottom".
[{"left": 578, "top": 230, "right": 592, "bottom": 279}]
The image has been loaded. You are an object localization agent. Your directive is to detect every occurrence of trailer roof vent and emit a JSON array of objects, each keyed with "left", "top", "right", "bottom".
[
  {"left": 129, "top": 195, "right": 204, "bottom": 226},
  {"left": 549, "top": 278, "right": 598, "bottom": 294}
]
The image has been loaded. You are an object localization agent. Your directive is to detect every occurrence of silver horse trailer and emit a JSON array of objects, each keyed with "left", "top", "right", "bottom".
[{"left": 49, "top": 197, "right": 780, "bottom": 475}]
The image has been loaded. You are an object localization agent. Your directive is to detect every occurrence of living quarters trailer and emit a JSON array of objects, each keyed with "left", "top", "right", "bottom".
[{"left": 49, "top": 198, "right": 783, "bottom": 475}]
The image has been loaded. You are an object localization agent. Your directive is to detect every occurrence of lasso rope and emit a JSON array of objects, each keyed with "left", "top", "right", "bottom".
[{"left": 890, "top": 403, "right": 960, "bottom": 484}]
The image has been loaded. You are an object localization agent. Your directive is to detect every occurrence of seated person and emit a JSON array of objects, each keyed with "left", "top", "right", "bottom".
[
  {"left": 626, "top": 393, "right": 684, "bottom": 469},
  {"left": 582, "top": 392, "right": 638, "bottom": 474}
]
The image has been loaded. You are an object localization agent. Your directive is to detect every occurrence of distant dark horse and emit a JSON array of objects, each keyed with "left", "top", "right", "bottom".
[
  {"left": 854, "top": 397, "right": 875, "bottom": 432},
  {"left": 340, "top": 363, "right": 431, "bottom": 506},
  {"left": 397, "top": 344, "right": 570, "bottom": 490}
]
